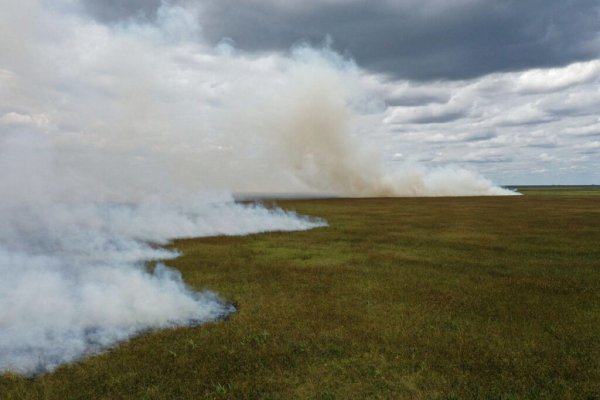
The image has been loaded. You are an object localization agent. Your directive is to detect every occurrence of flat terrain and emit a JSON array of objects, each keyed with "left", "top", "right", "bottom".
[
  {"left": 2, "top": 189, "right": 600, "bottom": 399},
  {"left": 511, "top": 185, "right": 600, "bottom": 197}
]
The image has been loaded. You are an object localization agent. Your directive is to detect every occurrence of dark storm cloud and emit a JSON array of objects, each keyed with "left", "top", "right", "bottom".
[
  {"left": 81, "top": 0, "right": 162, "bottom": 23},
  {"left": 198, "top": 0, "right": 599, "bottom": 81},
  {"left": 81, "top": 1, "right": 599, "bottom": 80}
]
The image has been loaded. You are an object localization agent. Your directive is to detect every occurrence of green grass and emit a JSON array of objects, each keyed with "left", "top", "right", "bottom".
[
  {"left": 2, "top": 191, "right": 600, "bottom": 399},
  {"left": 512, "top": 185, "right": 600, "bottom": 196}
]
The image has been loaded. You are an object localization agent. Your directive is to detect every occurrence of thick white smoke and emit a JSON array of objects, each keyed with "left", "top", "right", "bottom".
[
  {"left": 1, "top": 0, "right": 514, "bottom": 375},
  {"left": 0, "top": 1, "right": 326, "bottom": 375},
  {"left": 242, "top": 54, "right": 516, "bottom": 196},
  {"left": 0, "top": 192, "right": 322, "bottom": 375},
  {"left": 0, "top": 129, "right": 324, "bottom": 376}
]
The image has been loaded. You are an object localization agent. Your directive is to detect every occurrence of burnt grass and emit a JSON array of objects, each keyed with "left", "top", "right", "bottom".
[{"left": 2, "top": 192, "right": 600, "bottom": 399}]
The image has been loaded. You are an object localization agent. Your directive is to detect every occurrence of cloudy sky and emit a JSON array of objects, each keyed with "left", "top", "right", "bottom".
[{"left": 4, "top": 0, "right": 600, "bottom": 185}]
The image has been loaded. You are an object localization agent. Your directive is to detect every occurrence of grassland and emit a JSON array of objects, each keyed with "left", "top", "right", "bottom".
[
  {"left": 2, "top": 189, "right": 600, "bottom": 399},
  {"left": 511, "top": 185, "right": 600, "bottom": 197}
]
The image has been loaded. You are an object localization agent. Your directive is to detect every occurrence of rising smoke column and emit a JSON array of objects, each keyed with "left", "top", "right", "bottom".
[
  {"left": 1, "top": 0, "right": 515, "bottom": 376},
  {"left": 240, "top": 48, "right": 516, "bottom": 196}
]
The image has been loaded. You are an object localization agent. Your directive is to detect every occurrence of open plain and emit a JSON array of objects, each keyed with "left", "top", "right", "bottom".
[{"left": 2, "top": 188, "right": 599, "bottom": 399}]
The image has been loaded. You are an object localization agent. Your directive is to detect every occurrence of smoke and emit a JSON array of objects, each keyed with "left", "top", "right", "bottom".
[
  {"left": 0, "top": 193, "right": 322, "bottom": 375},
  {"left": 1, "top": 0, "right": 514, "bottom": 375},
  {"left": 0, "top": 131, "right": 324, "bottom": 376},
  {"left": 246, "top": 55, "right": 516, "bottom": 196},
  {"left": 1, "top": 1, "right": 515, "bottom": 197}
]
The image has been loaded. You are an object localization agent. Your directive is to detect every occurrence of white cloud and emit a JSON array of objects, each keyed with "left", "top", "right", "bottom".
[
  {"left": 564, "top": 124, "right": 600, "bottom": 136},
  {"left": 372, "top": 58, "right": 600, "bottom": 184},
  {"left": 516, "top": 60, "right": 600, "bottom": 94},
  {"left": 538, "top": 153, "right": 556, "bottom": 162},
  {"left": 576, "top": 141, "right": 600, "bottom": 149},
  {"left": 0, "top": 112, "right": 52, "bottom": 129},
  {"left": 489, "top": 104, "right": 554, "bottom": 127},
  {"left": 384, "top": 95, "right": 472, "bottom": 124},
  {"left": 463, "top": 150, "right": 512, "bottom": 163}
]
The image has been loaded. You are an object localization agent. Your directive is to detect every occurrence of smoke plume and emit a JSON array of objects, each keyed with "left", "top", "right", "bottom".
[{"left": 1, "top": 0, "right": 514, "bottom": 375}]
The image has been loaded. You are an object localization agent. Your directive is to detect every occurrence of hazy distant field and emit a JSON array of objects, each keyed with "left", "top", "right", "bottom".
[
  {"left": 512, "top": 185, "right": 600, "bottom": 196},
  {"left": 2, "top": 189, "right": 599, "bottom": 399}
]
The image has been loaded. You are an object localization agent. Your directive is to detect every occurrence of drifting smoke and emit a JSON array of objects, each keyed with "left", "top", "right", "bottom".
[
  {"left": 1, "top": 1, "right": 514, "bottom": 375},
  {"left": 0, "top": 194, "right": 322, "bottom": 375},
  {"left": 0, "top": 132, "right": 324, "bottom": 375},
  {"left": 248, "top": 56, "right": 515, "bottom": 196}
]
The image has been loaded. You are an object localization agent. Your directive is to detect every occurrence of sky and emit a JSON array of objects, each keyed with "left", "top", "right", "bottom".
[
  {"left": 85, "top": 0, "right": 600, "bottom": 184},
  {"left": 3, "top": 0, "right": 600, "bottom": 185}
]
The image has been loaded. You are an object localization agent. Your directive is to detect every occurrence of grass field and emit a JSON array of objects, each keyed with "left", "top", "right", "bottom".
[
  {"left": 2, "top": 189, "right": 600, "bottom": 399},
  {"left": 510, "top": 186, "right": 600, "bottom": 197}
]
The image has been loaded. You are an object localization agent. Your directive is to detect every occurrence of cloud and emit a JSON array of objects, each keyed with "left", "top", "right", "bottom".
[
  {"left": 538, "top": 153, "right": 557, "bottom": 162},
  {"left": 539, "top": 90, "right": 600, "bottom": 117},
  {"left": 369, "top": 57, "right": 599, "bottom": 184},
  {"left": 377, "top": 81, "right": 454, "bottom": 107},
  {"left": 576, "top": 141, "right": 600, "bottom": 150},
  {"left": 81, "top": 0, "right": 162, "bottom": 23},
  {"left": 434, "top": 131, "right": 497, "bottom": 143},
  {"left": 564, "top": 124, "right": 600, "bottom": 137},
  {"left": 0, "top": 112, "right": 51, "bottom": 128},
  {"left": 187, "top": 0, "right": 600, "bottom": 80},
  {"left": 490, "top": 104, "right": 555, "bottom": 127},
  {"left": 516, "top": 60, "right": 600, "bottom": 93},
  {"left": 384, "top": 95, "right": 472, "bottom": 124},
  {"left": 463, "top": 150, "right": 512, "bottom": 163}
]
